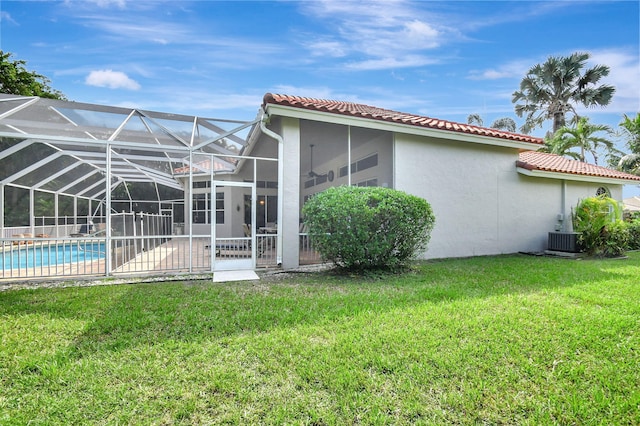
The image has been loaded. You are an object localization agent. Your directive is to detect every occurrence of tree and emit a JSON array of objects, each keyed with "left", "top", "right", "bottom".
[
  {"left": 615, "top": 113, "right": 640, "bottom": 175},
  {"left": 0, "top": 51, "right": 65, "bottom": 99},
  {"left": 512, "top": 52, "right": 615, "bottom": 135},
  {"left": 541, "top": 117, "right": 615, "bottom": 165},
  {"left": 466, "top": 114, "right": 517, "bottom": 132}
]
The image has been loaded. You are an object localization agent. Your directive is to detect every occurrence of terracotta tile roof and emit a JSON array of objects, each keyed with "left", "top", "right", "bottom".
[
  {"left": 263, "top": 93, "right": 544, "bottom": 146},
  {"left": 174, "top": 158, "right": 236, "bottom": 174},
  {"left": 517, "top": 151, "right": 640, "bottom": 181}
]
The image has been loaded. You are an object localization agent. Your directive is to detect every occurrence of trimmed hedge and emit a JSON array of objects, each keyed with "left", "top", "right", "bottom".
[{"left": 302, "top": 186, "right": 435, "bottom": 270}]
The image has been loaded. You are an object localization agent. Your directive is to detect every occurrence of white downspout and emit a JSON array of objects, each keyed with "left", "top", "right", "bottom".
[
  {"left": 0, "top": 184, "right": 4, "bottom": 238},
  {"left": 259, "top": 109, "right": 283, "bottom": 265},
  {"left": 562, "top": 180, "right": 568, "bottom": 232}
]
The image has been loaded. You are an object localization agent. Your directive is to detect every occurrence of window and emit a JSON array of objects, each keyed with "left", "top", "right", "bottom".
[
  {"left": 192, "top": 192, "right": 224, "bottom": 224},
  {"left": 596, "top": 187, "right": 610, "bottom": 197},
  {"left": 304, "top": 173, "right": 330, "bottom": 189},
  {"left": 356, "top": 178, "right": 378, "bottom": 187},
  {"left": 215, "top": 192, "right": 224, "bottom": 224},
  {"left": 192, "top": 181, "right": 210, "bottom": 188},
  {"left": 256, "top": 195, "right": 277, "bottom": 228},
  {"left": 339, "top": 153, "right": 378, "bottom": 177},
  {"left": 357, "top": 153, "right": 378, "bottom": 171},
  {"left": 253, "top": 180, "right": 278, "bottom": 189},
  {"left": 192, "top": 193, "right": 208, "bottom": 224}
]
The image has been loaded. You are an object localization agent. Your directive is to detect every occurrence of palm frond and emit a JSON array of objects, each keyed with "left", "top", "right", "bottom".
[
  {"left": 467, "top": 113, "right": 483, "bottom": 126},
  {"left": 490, "top": 118, "right": 517, "bottom": 132},
  {"left": 512, "top": 52, "right": 614, "bottom": 135},
  {"left": 618, "top": 153, "right": 640, "bottom": 175}
]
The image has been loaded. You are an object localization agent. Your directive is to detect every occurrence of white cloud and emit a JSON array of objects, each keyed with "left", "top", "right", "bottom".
[
  {"left": 67, "top": 11, "right": 282, "bottom": 66},
  {"left": 298, "top": 0, "right": 456, "bottom": 70},
  {"left": 0, "top": 11, "right": 17, "bottom": 25},
  {"left": 346, "top": 55, "right": 440, "bottom": 71},
  {"left": 76, "top": 16, "right": 188, "bottom": 45},
  {"left": 85, "top": 69, "right": 140, "bottom": 90},
  {"left": 467, "top": 60, "right": 532, "bottom": 80},
  {"left": 589, "top": 49, "right": 640, "bottom": 114},
  {"left": 304, "top": 40, "right": 348, "bottom": 58},
  {"left": 270, "top": 84, "right": 431, "bottom": 113},
  {"left": 468, "top": 69, "right": 512, "bottom": 80},
  {"left": 130, "top": 86, "right": 266, "bottom": 115},
  {"left": 92, "top": 0, "right": 126, "bottom": 7},
  {"left": 65, "top": 0, "right": 126, "bottom": 9},
  {"left": 403, "top": 20, "right": 440, "bottom": 49},
  {"left": 271, "top": 85, "right": 338, "bottom": 101},
  {"left": 468, "top": 49, "right": 639, "bottom": 115}
]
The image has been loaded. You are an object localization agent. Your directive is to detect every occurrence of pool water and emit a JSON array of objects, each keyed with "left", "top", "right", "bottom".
[{"left": 1, "top": 242, "right": 106, "bottom": 270}]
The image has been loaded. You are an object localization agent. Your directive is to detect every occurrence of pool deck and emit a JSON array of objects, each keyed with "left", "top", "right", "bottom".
[
  {"left": 0, "top": 235, "right": 319, "bottom": 281},
  {"left": 0, "top": 237, "right": 211, "bottom": 280}
]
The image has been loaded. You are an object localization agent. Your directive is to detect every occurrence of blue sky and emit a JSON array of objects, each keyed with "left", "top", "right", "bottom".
[
  {"left": 1, "top": 0, "right": 637, "bottom": 128},
  {"left": 1, "top": 0, "right": 639, "bottom": 191}
]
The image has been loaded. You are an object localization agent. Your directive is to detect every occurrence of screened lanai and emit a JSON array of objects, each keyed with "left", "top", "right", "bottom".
[{"left": 0, "top": 94, "right": 296, "bottom": 280}]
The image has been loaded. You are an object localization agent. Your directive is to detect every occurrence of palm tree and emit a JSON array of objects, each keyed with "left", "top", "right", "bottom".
[
  {"left": 467, "top": 113, "right": 484, "bottom": 127},
  {"left": 490, "top": 117, "right": 517, "bottom": 133},
  {"left": 512, "top": 52, "right": 615, "bottom": 135},
  {"left": 616, "top": 113, "right": 640, "bottom": 175},
  {"left": 542, "top": 117, "right": 615, "bottom": 165},
  {"left": 466, "top": 114, "right": 518, "bottom": 132}
]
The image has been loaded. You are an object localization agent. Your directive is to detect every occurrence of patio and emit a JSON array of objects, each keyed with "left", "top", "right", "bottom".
[
  {"left": 0, "top": 93, "right": 308, "bottom": 281},
  {"left": 0, "top": 233, "right": 320, "bottom": 281}
]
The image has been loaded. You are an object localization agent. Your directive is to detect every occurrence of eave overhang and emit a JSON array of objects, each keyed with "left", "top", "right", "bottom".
[
  {"left": 516, "top": 166, "right": 640, "bottom": 185},
  {"left": 263, "top": 103, "right": 541, "bottom": 151}
]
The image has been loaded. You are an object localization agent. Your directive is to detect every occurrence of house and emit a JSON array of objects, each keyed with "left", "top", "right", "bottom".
[
  {"left": 2, "top": 92, "right": 639, "bottom": 279},
  {"left": 209, "top": 93, "right": 640, "bottom": 268},
  {"left": 623, "top": 196, "right": 640, "bottom": 212}
]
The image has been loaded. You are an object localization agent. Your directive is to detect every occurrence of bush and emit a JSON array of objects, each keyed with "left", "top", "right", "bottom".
[
  {"left": 302, "top": 186, "right": 435, "bottom": 271},
  {"left": 572, "top": 196, "right": 627, "bottom": 257},
  {"left": 626, "top": 219, "right": 640, "bottom": 250},
  {"left": 602, "top": 220, "right": 630, "bottom": 257}
]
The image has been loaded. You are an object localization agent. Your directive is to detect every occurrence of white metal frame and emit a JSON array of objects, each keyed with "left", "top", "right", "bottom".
[
  {"left": 0, "top": 94, "right": 275, "bottom": 278},
  {"left": 211, "top": 180, "right": 256, "bottom": 271}
]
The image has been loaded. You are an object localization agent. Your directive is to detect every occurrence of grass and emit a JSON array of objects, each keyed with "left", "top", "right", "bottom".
[{"left": 1, "top": 253, "right": 639, "bottom": 425}]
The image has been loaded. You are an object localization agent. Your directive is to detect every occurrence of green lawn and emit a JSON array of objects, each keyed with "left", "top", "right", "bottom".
[{"left": 1, "top": 253, "right": 639, "bottom": 425}]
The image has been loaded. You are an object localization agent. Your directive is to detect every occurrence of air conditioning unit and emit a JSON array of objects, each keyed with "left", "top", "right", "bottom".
[{"left": 548, "top": 232, "right": 581, "bottom": 253}]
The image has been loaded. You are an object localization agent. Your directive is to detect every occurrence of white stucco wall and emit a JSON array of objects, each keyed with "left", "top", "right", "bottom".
[
  {"left": 394, "top": 133, "right": 624, "bottom": 259},
  {"left": 395, "top": 134, "right": 515, "bottom": 258}
]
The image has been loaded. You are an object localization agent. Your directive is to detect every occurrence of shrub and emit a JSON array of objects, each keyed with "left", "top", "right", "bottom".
[
  {"left": 572, "top": 196, "right": 626, "bottom": 257},
  {"left": 626, "top": 219, "right": 640, "bottom": 250},
  {"left": 602, "top": 220, "right": 630, "bottom": 257},
  {"left": 302, "top": 186, "right": 435, "bottom": 271}
]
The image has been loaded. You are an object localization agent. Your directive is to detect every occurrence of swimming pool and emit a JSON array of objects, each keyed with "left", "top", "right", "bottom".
[{"left": 1, "top": 242, "right": 106, "bottom": 270}]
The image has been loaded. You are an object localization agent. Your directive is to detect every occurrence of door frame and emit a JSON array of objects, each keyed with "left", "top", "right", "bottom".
[{"left": 211, "top": 180, "right": 256, "bottom": 271}]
